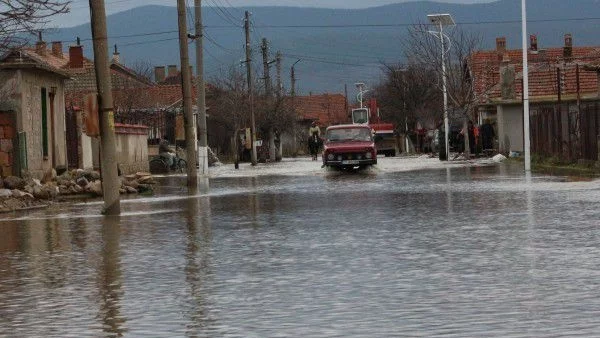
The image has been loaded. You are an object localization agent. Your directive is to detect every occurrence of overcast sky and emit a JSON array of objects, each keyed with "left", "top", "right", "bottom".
[{"left": 57, "top": 0, "right": 496, "bottom": 27}]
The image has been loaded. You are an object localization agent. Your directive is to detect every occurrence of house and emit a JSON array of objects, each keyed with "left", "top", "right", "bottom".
[
  {"left": 0, "top": 40, "right": 71, "bottom": 178},
  {"left": 30, "top": 40, "right": 153, "bottom": 174},
  {"left": 470, "top": 35, "right": 600, "bottom": 159},
  {"left": 289, "top": 93, "right": 348, "bottom": 154}
]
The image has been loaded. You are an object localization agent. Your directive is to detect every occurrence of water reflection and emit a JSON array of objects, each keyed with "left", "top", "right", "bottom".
[
  {"left": 183, "top": 195, "right": 214, "bottom": 337},
  {"left": 97, "top": 216, "right": 126, "bottom": 337}
]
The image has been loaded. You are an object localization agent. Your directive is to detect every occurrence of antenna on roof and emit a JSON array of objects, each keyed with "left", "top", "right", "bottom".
[
  {"left": 76, "top": 36, "right": 81, "bottom": 46},
  {"left": 38, "top": 31, "right": 43, "bottom": 42}
]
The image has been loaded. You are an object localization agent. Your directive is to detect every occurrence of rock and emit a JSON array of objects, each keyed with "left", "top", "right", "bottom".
[
  {"left": 493, "top": 154, "right": 507, "bottom": 163},
  {"left": 56, "top": 176, "right": 72, "bottom": 187},
  {"left": 119, "top": 188, "right": 127, "bottom": 194},
  {"left": 0, "top": 177, "right": 3, "bottom": 189},
  {"left": 123, "top": 179, "right": 139, "bottom": 189},
  {"left": 74, "top": 169, "right": 85, "bottom": 178},
  {"left": 11, "top": 189, "right": 30, "bottom": 198},
  {"left": 23, "top": 185, "right": 34, "bottom": 195},
  {"left": 70, "top": 185, "right": 84, "bottom": 194},
  {"left": 135, "top": 172, "right": 151, "bottom": 179},
  {"left": 3, "top": 176, "right": 25, "bottom": 190},
  {"left": 88, "top": 180, "right": 103, "bottom": 196},
  {"left": 89, "top": 171, "right": 101, "bottom": 181},
  {"left": 0, "top": 189, "right": 12, "bottom": 197},
  {"left": 125, "top": 186, "right": 138, "bottom": 194},
  {"left": 59, "top": 185, "right": 70, "bottom": 195},
  {"left": 76, "top": 177, "right": 89, "bottom": 187},
  {"left": 41, "top": 168, "right": 57, "bottom": 183},
  {"left": 125, "top": 174, "right": 137, "bottom": 180},
  {"left": 33, "top": 186, "right": 49, "bottom": 199},
  {"left": 55, "top": 165, "right": 68, "bottom": 176},
  {"left": 138, "top": 176, "right": 156, "bottom": 184}
]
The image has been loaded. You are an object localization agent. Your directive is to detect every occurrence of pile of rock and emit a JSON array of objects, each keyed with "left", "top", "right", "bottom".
[{"left": 0, "top": 169, "right": 157, "bottom": 213}]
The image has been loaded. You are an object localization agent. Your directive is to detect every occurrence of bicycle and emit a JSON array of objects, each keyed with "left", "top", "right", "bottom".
[{"left": 149, "top": 153, "right": 187, "bottom": 174}]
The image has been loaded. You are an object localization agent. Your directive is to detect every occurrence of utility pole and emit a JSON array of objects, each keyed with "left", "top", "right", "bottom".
[
  {"left": 291, "top": 59, "right": 301, "bottom": 97},
  {"left": 290, "top": 65, "right": 296, "bottom": 97},
  {"left": 261, "top": 38, "right": 271, "bottom": 96},
  {"left": 177, "top": 0, "right": 198, "bottom": 186},
  {"left": 275, "top": 51, "right": 282, "bottom": 98},
  {"left": 195, "top": 0, "right": 209, "bottom": 177},
  {"left": 89, "top": 0, "right": 120, "bottom": 215},
  {"left": 244, "top": 11, "right": 257, "bottom": 165}
]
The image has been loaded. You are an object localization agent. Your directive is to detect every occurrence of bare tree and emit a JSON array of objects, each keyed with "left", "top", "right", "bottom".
[
  {"left": 207, "top": 66, "right": 251, "bottom": 163},
  {"left": 0, "top": 1, "right": 70, "bottom": 53},
  {"left": 403, "top": 23, "right": 482, "bottom": 158},
  {"left": 374, "top": 63, "right": 442, "bottom": 138}
]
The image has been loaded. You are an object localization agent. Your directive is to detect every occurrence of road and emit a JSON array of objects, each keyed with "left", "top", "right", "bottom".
[{"left": 1, "top": 156, "right": 600, "bottom": 337}]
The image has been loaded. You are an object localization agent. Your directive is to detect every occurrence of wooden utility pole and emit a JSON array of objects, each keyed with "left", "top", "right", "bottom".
[
  {"left": 275, "top": 51, "right": 282, "bottom": 98},
  {"left": 195, "top": 0, "right": 208, "bottom": 177},
  {"left": 244, "top": 11, "right": 257, "bottom": 165},
  {"left": 261, "top": 38, "right": 271, "bottom": 96},
  {"left": 177, "top": 0, "right": 198, "bottom": 186},
  {"left": 89, "top": 0, "right": 120, "bottom": 215},
  {"left": 291, "top": 65, "right": 296, "bottom": 97}
]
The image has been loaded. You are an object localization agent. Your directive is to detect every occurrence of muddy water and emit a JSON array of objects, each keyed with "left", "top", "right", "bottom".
[{"left": 1, "top": 164, "right": 600, "bottom": 337}]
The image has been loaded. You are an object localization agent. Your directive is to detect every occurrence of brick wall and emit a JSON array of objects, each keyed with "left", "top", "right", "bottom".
[{"left": 0, "top": 112, "right": 15, "bottom": 177}]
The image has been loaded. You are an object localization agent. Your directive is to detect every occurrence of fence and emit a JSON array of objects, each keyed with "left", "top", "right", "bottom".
[
  {"left": 114, "top": 109, "right": 177, "bottom": 146},
  {"left": 530, "top": 101, "right": 600, "bottom": 162}
]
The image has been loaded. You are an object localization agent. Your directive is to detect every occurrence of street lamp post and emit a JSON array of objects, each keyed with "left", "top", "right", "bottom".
[
  {"left": 427, "top": 13, "right": 455, "bottom": 161},
  {"left": 522, "top": 0, "right": 531, "bottom": 171}
]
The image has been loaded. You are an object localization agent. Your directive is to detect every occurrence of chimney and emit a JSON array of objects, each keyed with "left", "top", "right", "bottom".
[
  {"left": 496, "top": 37, "right": 506, "bottom": 53},
  {"left": 51, "top": 41, "right": 63, "bottom": 58},
  {"left": 69, "top": 44, "right": 84, "bottom": 68},
  {"left": 35, "top": 32, "right": 47, "bottom": 56},
  {"left": 155, "top": 66, "right": 166, "bottom": 83},
  {"left": 112, "top": 44, "right": 120, "bottom": 63},
  {"left": 167, "top": 65, "right": 178, "bottom": 77},
  {"left": 529, "top": 35, "right": 538, "bottom": 53},
  {"left": 564, "top": 33, "right": 573, "bottom": 59}
]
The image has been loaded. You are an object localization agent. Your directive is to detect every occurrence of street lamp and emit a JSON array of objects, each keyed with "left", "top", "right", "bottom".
[
  {"left": 521, "top": 0, "right": 531, "bottom": 171},
  {"left": 427, "top": 13, "right": 455, "bottom": 161}
]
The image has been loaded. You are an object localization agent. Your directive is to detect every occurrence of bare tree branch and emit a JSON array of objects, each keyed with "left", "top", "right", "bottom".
[{"left": 0, "top": 0, "right": 70, "bottom": 53}]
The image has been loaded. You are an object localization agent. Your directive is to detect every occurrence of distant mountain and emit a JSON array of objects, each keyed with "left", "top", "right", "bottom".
[{"left": 43, "top": 0, "right": 600, "bottom": 94}]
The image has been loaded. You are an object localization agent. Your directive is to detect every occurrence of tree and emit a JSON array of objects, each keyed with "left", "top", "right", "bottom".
[
  {"left": 374, "top": 63, "right": 442, "bottom": 139},
  {"left": 0, "top": 1, "right": 70, "bottom": 53},
  {"left": 402, "top": 23, "right": 482, "bottom": 158}
]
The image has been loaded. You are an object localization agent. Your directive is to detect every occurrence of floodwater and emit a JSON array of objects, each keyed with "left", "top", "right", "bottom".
[{"left": 1, "top": 160, "right": 600, "bottom": 337}]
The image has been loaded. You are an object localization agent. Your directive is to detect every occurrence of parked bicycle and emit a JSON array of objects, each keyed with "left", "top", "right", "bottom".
[{"left": 149, "top": 153, "right": 187, "bottom": 174}]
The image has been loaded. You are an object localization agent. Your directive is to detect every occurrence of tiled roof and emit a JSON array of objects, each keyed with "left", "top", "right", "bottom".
[
  {"left": 292, "top": 93, "right": 348, "bottom": 126},
  {"left": 470, "top": 46, "right": 600, "bottom": 104}
]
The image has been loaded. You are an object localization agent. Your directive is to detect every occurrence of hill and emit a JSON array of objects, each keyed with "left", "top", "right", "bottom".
[{"left": 43, "top": 0, "right": 600, "bottom": 94}]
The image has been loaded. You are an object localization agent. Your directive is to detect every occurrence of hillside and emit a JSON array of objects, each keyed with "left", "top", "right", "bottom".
[{"left": 43, "top": 0, "right": 600, "bottom": 94}]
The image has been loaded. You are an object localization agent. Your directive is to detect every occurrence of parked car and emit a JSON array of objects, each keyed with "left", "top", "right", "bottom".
[{"left": 322, "top": 124, "right": 377, "bottom": 170}]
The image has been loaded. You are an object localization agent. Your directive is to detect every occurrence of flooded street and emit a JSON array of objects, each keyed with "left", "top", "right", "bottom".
[{"left": 2, "top": 157, "right": 600, "bottom": 337}]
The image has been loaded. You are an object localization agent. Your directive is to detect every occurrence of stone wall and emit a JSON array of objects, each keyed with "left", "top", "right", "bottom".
[{"left": 115, "top": 123, "right": 149, "bottom": 174}]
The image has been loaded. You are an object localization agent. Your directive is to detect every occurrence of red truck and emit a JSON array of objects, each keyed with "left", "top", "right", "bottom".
[
  {"left": 351, "top": 98, "right": 398, "bottom": 157},
  {"left": 322, "top": 124, "right": 377, "bottom": 170}
]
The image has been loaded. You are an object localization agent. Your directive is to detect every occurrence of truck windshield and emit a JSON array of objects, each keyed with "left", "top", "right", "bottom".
[{"left": 327, "top": 128, "right": 372, "bottom": 142}]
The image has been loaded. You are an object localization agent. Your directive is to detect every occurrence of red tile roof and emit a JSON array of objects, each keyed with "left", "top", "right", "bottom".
[
  {"left": 292, "top": 94, "right": 348, "bottom": 126},
  {"left": 470, "top": 46, "right": 600, "bottom": 104}
]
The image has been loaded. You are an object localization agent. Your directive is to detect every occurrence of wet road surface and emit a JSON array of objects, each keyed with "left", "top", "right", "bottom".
[{"left": 1, "top": 160, "right": 600, "bottom": 337}]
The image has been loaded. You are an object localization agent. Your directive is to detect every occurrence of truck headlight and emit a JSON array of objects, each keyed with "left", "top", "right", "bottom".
[
  {"left": 365, "top": 152, "right": 372, "bottom": 159},
  {"left": 327, "top": 153, "right": 334, "bottom": 160}
]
